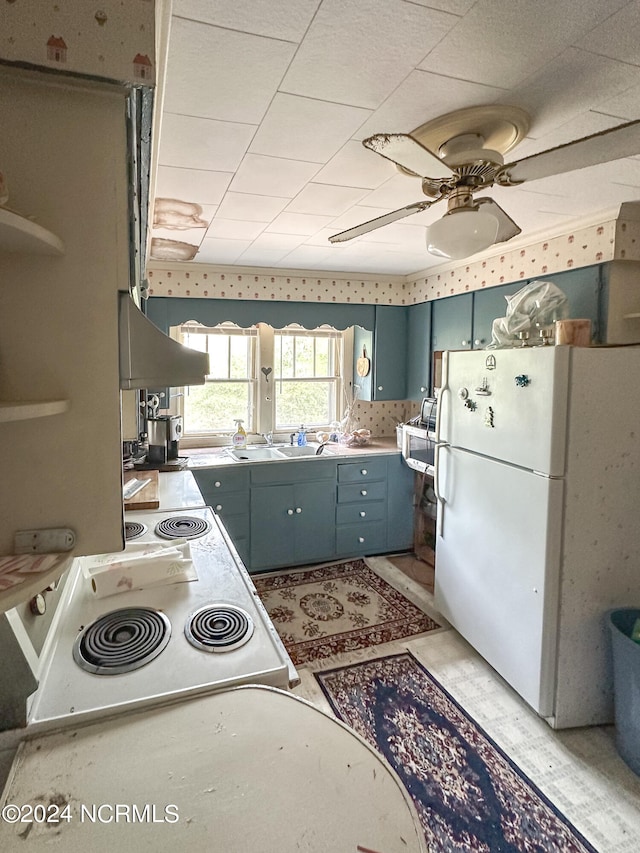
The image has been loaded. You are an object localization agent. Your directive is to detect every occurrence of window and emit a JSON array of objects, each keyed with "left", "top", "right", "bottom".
[
  {"left": 274, "top": 327, "right": 340, "bottom": 430},
  {"left": 174, "top": 322, "right": 348, "bottom": 443},
  {"left": 178, "top": 323, "right": 257, "bottom": 434}
]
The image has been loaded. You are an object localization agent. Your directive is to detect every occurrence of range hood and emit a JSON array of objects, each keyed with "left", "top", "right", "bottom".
[{"left": 118, "top": 291, "right": 209, "bottom": 390}]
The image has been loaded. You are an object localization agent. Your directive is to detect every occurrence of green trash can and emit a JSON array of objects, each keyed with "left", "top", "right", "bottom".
[{"left": 609, "top": 608, "right": 640, "bottom": 775}]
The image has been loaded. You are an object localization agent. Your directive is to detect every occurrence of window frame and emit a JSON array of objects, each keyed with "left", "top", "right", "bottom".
[{"left": 172, "top": 322, "right": 352, "bottom": 447}]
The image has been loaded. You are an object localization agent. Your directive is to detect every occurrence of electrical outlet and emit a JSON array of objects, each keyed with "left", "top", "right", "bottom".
[{"left": 14, "top": 528, "right": 76, "bottom": 554}]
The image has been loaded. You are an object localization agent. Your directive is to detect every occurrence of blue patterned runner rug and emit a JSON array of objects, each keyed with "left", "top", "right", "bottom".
[{"left": 315, "top": 652, "right": 598, "bottom": 853}]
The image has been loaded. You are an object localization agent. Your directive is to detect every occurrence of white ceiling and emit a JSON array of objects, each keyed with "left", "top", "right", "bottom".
[{"left": 152, "top": 0, "right": 640, "bottom": 276}]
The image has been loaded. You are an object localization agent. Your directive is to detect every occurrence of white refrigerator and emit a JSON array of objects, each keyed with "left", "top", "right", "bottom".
[{"left": 434, "top": 344, "right": 640, "bottom": 728}]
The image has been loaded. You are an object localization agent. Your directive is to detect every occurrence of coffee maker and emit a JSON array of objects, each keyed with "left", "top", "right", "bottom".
[{"left": 147, "top": 416, "right": 183, "bottom": 464}]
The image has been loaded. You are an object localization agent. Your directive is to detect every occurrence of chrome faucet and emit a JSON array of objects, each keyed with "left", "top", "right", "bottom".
[{"left": 261, "top": 431, "right": 273, "bottom": 446}]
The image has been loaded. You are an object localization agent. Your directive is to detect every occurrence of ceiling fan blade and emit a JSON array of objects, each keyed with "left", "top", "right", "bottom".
[
  {"left": 363, "top": 133, "right": 454, "bottom": 179},
  {"left": 501, "top": 119, "right": 640, "bottom": 184},
  {"left": 329, "top": 200, "right": 438, "bottom": 243},
  {"left": 476, "top": 197, "right": 521, "bottom": 243}
]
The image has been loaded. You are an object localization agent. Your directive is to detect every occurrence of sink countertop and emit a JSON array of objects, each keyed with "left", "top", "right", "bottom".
[{"left": 186, "top": 436, "right": 400, "bottom": 469}]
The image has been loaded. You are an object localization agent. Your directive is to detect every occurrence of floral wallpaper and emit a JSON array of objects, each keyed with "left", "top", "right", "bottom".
[{"left": 0, "top": 1, "right": 155, "bottom": 85}]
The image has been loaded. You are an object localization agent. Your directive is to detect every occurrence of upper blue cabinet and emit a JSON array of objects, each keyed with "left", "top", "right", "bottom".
[
  {"left": 353, "top": 306, "right": 408, "bottom": 402},
  {"left": 406, "top": 301, "right": 432, "bottom": 401}
]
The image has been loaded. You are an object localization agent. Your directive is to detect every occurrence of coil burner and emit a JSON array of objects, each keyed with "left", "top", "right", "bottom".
[
  {"left": 185, "top": 605, "right": 254, "bottom": 652},
  {"left": 73, "top": 607, "right": 171, "bottom": 675},
  {"left": 155, "top": 515, "right": 212, "bottom": 540},
  {"left": 124, "top": 521, "right": 147, "bottom": 541}
]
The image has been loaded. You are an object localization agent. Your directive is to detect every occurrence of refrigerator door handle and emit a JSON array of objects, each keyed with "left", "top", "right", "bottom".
[{"left": 434, "top": 441, "right": 445, "bottom": 538}]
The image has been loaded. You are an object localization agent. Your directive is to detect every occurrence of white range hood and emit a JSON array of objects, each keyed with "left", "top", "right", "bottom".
[{"left": 118, "top": 291, "right": 209, "bottom": 390}]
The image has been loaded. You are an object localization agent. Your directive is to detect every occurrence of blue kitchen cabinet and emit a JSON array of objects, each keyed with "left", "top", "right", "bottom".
[
  {"left": 250, "top": 478, "right": 336, "bottom": 571},
  {"left": 430, "top": 292, "right": 473, "bottom": 353},
  {"left": 471, "top": 283, "right": 521, "bottom": 349},
  {"left": 529, "top": 264, "right": 606, "bottom": 342},
  {"left": 406, "top": 300, "right": 432, "bottom": 400},
  {"left": 386, "top": 454, "right": 415, "bottom": 552},
  {"left": 192, "top": 467, "right": 250, "bottom": 563},
  {"left": 353, "top": 306, "right": 408, "bottom": 401}
]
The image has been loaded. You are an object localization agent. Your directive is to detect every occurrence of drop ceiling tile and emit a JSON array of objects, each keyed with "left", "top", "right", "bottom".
[
  {"left": 279, "top": 245, "right": 335, "bottom": 267},
  {"left": 173, "top": 0, "right": 320, "bottom": 41},
  {"left": 163, "top": 18, "right": 297, "bottom": 123},
  {"left": 249, "top": 94, "right": 371, "bottom": 162},
  {"left": 216, "top": 193, "right": 290, "bottom": 222},
  {"left": 409, "top": 0, "right": 476, "bottom": 13},
  {"left": 155, "top": 166, "right": 232, "bottom": 205},
  {"left": 575, "top": 1, "right": 640, "bottom": 66},
  {"left": 313, "top": 141, "right": 394, "bottom": 189},
  {"left": 595, "top": 84, "right": 640, "bottom": 121},
  {"left": 249, "top": 233, "right": 306, "bottom": 252},
  {"left": 504, "top": 48, "right": 640, "bottom": 139},
  {"left": 266, "top": 212, "right": 335, "bottom": 236},
  {"left": 229, "top": 154, "right": 322, "bottom": 197},
  {"left": 195, "top": 238, "right": 254, "bottom": 264},
  {"left": 354, "top": 70, "right": 507, "bottom": 141},
  {"left": 236, "top": 246, "right": 294, "bottom": 266},
  {"left": 418, "top": 0, "right": 630, "bottom": 89},
  {"left": 159, "top": 114, "right": 256, "bottom": 172},
  {"left": 280, "top": 0, "right": 458, "bottom": 109},
  {"left": 206, "top": 219, "right": 269, "bottom": 241},
  {"left": 286, "top": 184, "right": 368, "bottom": 216}
]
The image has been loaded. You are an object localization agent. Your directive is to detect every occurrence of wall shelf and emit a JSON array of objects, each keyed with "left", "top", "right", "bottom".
[
  {"left": 0, "top": 207, "right": 64, "bottom": 255},
  {"left": 0, "top": 553, "right": 74, "bottom": 614},
  {"left": 0, "top": 400, "right": 70, "bottom": 423}
]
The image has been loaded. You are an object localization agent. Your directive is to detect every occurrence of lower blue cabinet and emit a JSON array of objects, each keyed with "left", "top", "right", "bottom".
[{"left": 250, "top": 479, "right": 336, "bottom": 571}]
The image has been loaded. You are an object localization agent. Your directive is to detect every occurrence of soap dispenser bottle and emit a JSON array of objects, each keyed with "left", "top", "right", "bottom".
[
  {"left": 297, "top": 425, "right": 307, "bottom": 446},
  {"left": 232, "top": 419, "right": 247, "bottom": 448}
]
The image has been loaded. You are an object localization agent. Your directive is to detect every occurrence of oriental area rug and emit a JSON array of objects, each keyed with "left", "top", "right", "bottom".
[
  {"left": 253, "top": 559, "right": 440, "bottom": 665},
  {"left": 315, "top": 652, "right": 598, "bottom": 853}
]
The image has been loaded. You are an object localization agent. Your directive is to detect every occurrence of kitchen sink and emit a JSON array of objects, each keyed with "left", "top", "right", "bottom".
[
  {"left": 226, "top": 447, "right": 287, "bottom": 462},
  {"left": 277, "top": 445, "right": 334, "bottom": 457},
  {"left": 226, "top": 443, "right": 334, "bottom": 462}
]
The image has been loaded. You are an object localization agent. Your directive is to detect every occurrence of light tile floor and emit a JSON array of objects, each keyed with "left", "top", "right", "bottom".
[{"left": 292, "top": 555, "right": 640, "bottom": 853}]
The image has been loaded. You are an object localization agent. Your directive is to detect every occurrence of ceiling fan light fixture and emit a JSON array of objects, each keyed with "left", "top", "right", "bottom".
[{"left": 427, "top": 209, "right": 499, "bottom": 260}]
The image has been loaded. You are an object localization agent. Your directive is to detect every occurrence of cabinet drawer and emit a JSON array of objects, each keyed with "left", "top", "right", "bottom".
[
  {"left": 336, "top": 501, "right": 385, "bottom": 525},
  {"left": 337, "top": 481, "right": 386, "bottom": 504},
  {"left": 336, "top": 523, "right": 386, "bottom": 554},
  {"left": 193, "top": 467, "right": 250, "bottom": 495},
  {"left": 337, "top": 459, "right": 386, "bottom": 482},
  {"left": 210, "top": 492, "right": 249, "bottom": 517}
]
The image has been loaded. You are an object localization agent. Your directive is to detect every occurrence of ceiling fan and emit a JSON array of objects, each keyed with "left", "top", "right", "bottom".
[{"left": 328, "top": 105, "right": 640, "bottom": 260}]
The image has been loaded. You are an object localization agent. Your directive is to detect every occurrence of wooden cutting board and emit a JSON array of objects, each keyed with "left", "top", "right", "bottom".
[
  {"left": 356, "top": 345, "right": 370, "bottom": 377},
  {"left": 123, "top": 469, "right": 159, "bottom": 511}
]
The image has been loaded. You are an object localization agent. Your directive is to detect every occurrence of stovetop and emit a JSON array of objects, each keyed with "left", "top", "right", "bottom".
[{"left": 28, "top": 507, "right": 296, "bottom": 733}]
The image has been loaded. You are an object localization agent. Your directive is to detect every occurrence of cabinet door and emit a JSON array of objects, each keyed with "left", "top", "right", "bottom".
[
  {"left": 406, "top": 301, "right": 432, "bottom": 399},
  {"left": 251, "top": 484, "right": 295, "bottom": 569},
  {"left": 431, "top": 293, "right": 473, "bottom": 352},
  {"left": 353, "top": 324, "right": 373, "bottom": 401},
  {"left": 293, "top": 480, "right": 336, "bottom": 564},
  {"left": 372, "top": 306, "right": 408, "bottom": 400},
  {"left": 250, "top": 479, "right": 336, "bottom": 570},
  {"left": 471, "top": 283, "right": 520, "bottom": 349},
  {"left": 531, "top": 265, "right": 604, "bottom": 342},
  {"left": 386, "top": 454, "right": 414, "bottom": 551}
]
